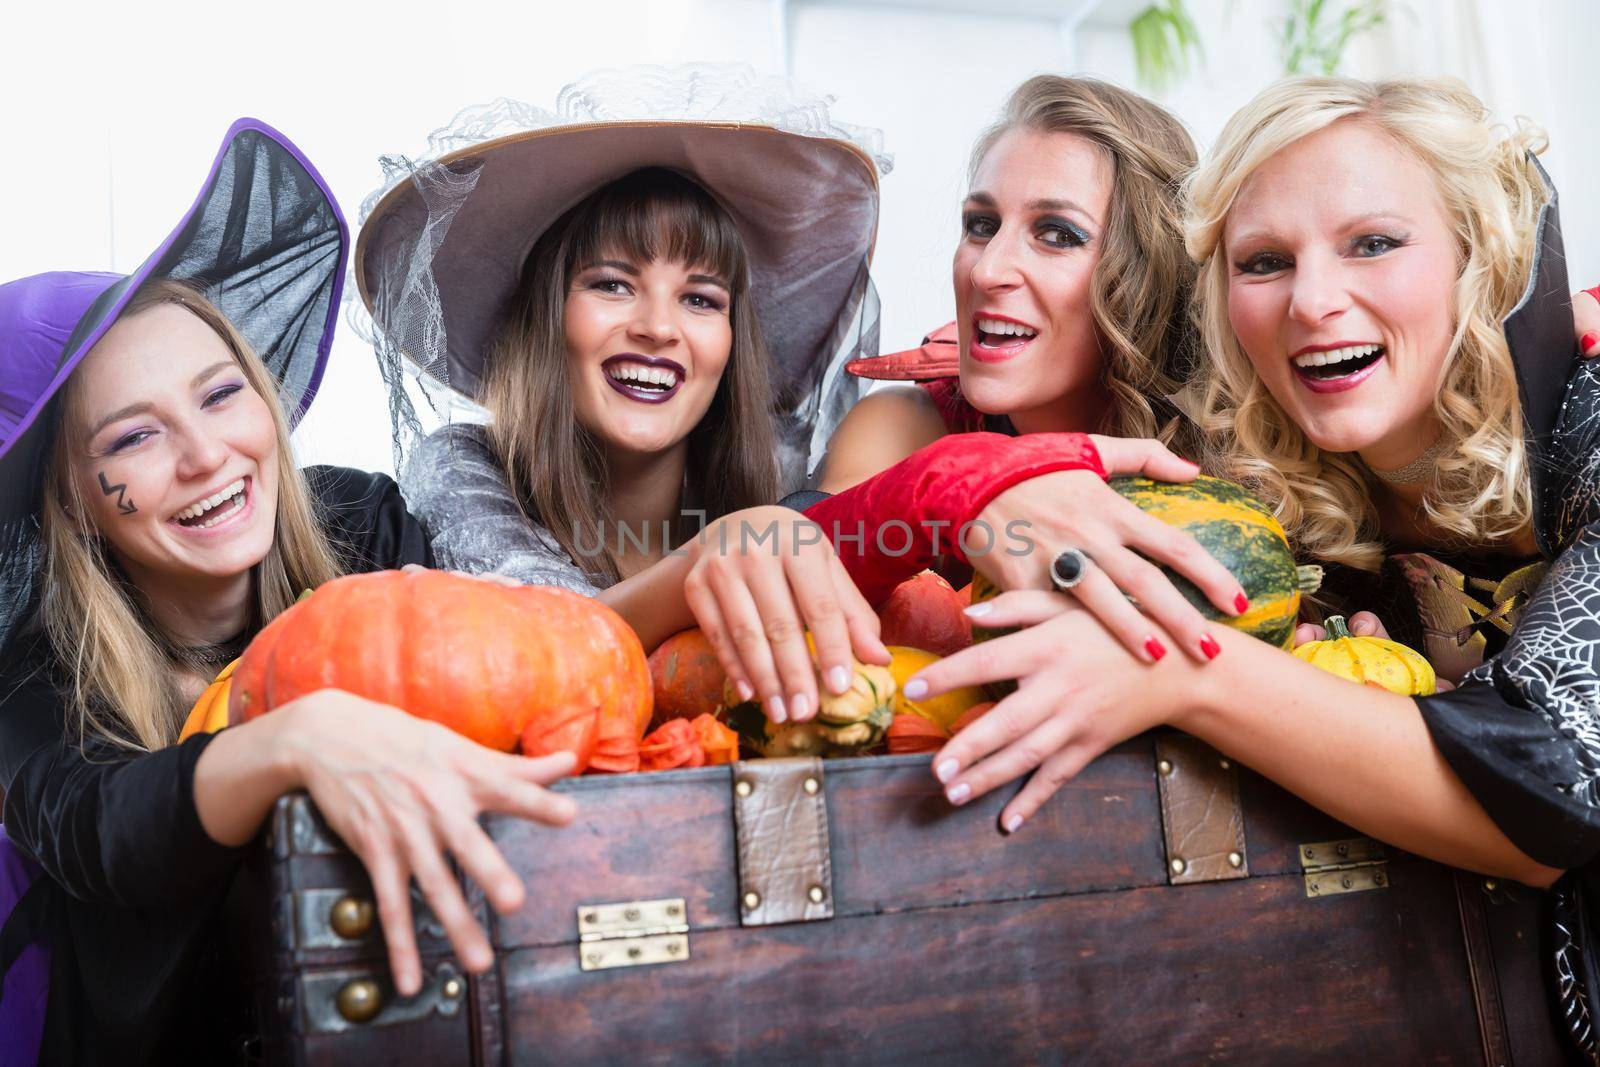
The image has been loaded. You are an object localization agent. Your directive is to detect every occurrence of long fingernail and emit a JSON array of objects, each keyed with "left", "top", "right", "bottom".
[
  {"left": 934, "top": 758, "right": 958, "bottom": 783},
  {"left": 735, "top": 680, "right": 755, "bottom": 703},
  {"left": 946, "top": 782, "right": 971, "bottom": 805},
  {"left": 904, "top": 677, "right": 930, "bottom": 700},
  {"left": 1233, "top": 593, "right": 1250, "bottom": 615},
  {"left": 1584, "top": 331, "right": 1599, "bottom": 353},
  {"left": 827, "top": 666, "right": 850, "bottom": 694},
  {"left": 790, "top": 692, "right": 811, "bottom": 722},
  {"left": 1199, "top": 633, "right": 1222, "bottom": 660},
  {"left": 1144, "top": 636, "right": 1167, "bottom": 662},
  {"left": 767, "top": 695, "right": 788, "bottom": 723},
  {"left": 1003, "top": 813, "right": 1023, "bottom": 833},
  {"left": 964, "top": 602, "right": 994, "bottom": 617}
]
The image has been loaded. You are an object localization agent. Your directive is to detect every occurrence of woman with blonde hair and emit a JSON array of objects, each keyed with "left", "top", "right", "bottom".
[
  {"left": 905, "top": 76, "right": 1600, "bottom": 1056},
  {"left": 0, "top": 123, "right": 578, "bottom": 1064}
]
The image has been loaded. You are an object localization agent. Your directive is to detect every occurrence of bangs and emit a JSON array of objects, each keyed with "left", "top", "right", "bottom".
[{"left": 562, "top": 168, "right": 748, "bottom": 291}]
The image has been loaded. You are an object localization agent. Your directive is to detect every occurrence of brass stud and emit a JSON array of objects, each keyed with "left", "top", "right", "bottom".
[
  {"left": 803, "top": 776, "right": 820, "bottom": 795},
  {"left": 1227, "top": 851, "right": 1243, "bottom": 869},
  {"left": 329, "top": 896, "right": 375, "bottom": 941},
  {"left": 808, "top": 885, "right": 826, "bottom": 904},
  {"left": 1483, "top": 879, "right": 1499, "bottom": 892},
  {"left": 442, "top": 977, "right": 463, "bottom": 1000},
  {"left": 735, "top": 779, "right": 753, "bottom": 798},
  {"left": 1218, "top": 758, "right": 1231, "bottom": 771},
  {"left": 743, "top": 891, "right": 761, "bottom": 911},
  {"left": 1157, "top": 759, "right": 1174, "bottom": 776},
  {"left": 1170, "top": 858, "right": 1187, "bottom": 875},
  {"left": 335, "top": 979, "right": 383, "bottom": 1024}
]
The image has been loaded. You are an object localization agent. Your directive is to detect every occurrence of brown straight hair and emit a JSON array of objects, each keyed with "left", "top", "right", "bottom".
[{"left": 481, "top": 168, "right": 779, "bottom": 585}]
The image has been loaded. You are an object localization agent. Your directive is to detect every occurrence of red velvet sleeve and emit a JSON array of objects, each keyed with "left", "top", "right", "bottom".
[{"left": 803, "top": 432, "right": 1105, "bottom": 605}]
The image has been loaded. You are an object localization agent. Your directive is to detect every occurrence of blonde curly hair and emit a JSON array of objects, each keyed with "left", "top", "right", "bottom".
[{"left": 1186, "top": 76, "right": 1547, "bottom": 570}]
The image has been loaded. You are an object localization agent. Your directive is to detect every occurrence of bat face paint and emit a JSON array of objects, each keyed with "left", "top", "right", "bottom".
[{"left": 68, "top": 302, "right": 280, "bottom": 593}]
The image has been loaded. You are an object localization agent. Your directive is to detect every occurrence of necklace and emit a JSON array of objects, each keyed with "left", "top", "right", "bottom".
[{"left": 1365, "top": 436, "right": 1450, "bottom": 486}]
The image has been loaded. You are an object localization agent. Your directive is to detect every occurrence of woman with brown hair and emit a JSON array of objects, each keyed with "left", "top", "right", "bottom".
[
  {"left": 793, "top": 74, "right": 1254, "bottom": 665},
  {"left": 359, "top": 71, "right": 898, "bottom": 725},
  {"left": 0, "top": 122, "right": 578, "bottom": 1064}
]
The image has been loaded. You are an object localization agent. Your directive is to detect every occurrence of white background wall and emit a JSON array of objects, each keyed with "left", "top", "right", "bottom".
[{"left": 6, "top": 0, "right": 1597, "bottom": 474}]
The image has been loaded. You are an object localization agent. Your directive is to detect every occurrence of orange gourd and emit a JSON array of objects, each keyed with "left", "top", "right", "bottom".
[
  {"left": 876, "top": 572, "right": 973, "bottom": 657},
  {"left": 887, "top": 712, "right": 950, "bottom": 754},
  {"left": 950, "top": 701, "right": 996, "bottom": 735},
  {"left": 178, "top": 658, "right": 239, "bottom": 742},
  {"left": 647, "top": 628, "right": 728, "bottom": 728},
  {"left": 228, "top": 570, "right": 650, "bottom": 772}
]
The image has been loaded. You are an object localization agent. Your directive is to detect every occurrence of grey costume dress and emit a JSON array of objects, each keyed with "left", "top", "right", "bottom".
[{"left": 401, "top": 423, "right": 604, "bottom": 596}]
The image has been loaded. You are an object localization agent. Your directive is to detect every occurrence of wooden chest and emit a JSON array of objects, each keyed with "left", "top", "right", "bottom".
[{"left": 229, "top": 733, "right": 1567, "bottom": 1065}]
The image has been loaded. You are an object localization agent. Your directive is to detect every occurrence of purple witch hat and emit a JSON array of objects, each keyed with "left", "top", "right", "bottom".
[{"left": 0, "top": 118, "right": 347, "bottom": 648}]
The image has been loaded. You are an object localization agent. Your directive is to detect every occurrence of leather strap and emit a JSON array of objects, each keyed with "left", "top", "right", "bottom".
[
  {"left": 1454, "top": 870, "right": 1514, "bottom": 1067},
  {"left": 1155, "top": 733, "right": 1248, "bottom": 884},
  {"left": 732, "top": 758, "right": 834, "bottom": 926}
]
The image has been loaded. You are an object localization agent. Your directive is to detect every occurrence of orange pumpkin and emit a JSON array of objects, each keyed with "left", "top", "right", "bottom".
[
  {"left": 876, "top": 571, "right": 972, "bottom": 657},
  {"left": 647, "top": 628, "right": 728, "bottom": 729},
  {"left": 228, "top": 570, "right": 650, "bottom": 772}
]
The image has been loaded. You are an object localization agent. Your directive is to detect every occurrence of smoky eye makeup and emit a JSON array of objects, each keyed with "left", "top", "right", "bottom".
[{"left": 1036, "top": 215, "right": 1090, "bottom": 248}]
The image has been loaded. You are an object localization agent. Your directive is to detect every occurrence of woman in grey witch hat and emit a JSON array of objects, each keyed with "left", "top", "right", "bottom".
[
  {"left": 359, "top": 65, "right": 899, "bottom": 727},
  {"left": 0, "top": 120, "right": 577, "bottom": 1064}
]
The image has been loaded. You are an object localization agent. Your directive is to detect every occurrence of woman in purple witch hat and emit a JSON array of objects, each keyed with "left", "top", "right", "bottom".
[{"left": 0, "top": 121, "right": 577, "bottom": 1065}]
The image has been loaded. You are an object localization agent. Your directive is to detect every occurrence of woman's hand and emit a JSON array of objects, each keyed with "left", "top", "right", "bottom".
[
  {"left": 907, "top": 589, "right": 1185, "bottom": 831},
  {"left": 1576, "top": 287, "right": 1599, "bottom": 357},
  {"left": 1293, "top": 611, "right": 1455, "bottom": 692},
  {"left": 272, "top": 692, "right": 578, "bottom": 996},
  {"left": 1293, "top": 610, "right": 1389, "bottom": 646},
  {"left": 681, "top": 505, "right": 889, "bottom": 725},
  {"left": 969, "top": 436, "right": 1246, "bottom": 664}
]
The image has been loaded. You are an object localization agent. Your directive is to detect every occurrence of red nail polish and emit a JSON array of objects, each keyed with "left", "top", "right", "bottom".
[
  {"left": 1233, "top": 592, "right": 1250, "bottom": 614},
  {"left": 1144, "top": 636, "right": 1167, "bottom": 662},
  {"left": 1584, "top": 332, "right": 1600, "bottom": 353},
  {"left": 1199, "top": 634, "right": 1222, "bottom": 660}
]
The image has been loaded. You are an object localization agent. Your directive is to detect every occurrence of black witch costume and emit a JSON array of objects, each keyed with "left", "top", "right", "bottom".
[{"left": 1376, "top": 165, "right": 1600, "bottom": 1063}]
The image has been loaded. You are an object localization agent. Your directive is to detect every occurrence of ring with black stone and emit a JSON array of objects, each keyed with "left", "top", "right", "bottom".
[{"left": 1049, "top": 547, "right": 1091, "bottom": 591}]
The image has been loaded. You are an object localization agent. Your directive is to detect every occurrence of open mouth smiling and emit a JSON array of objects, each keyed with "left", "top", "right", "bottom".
[
  {"left": 971, "top": 315, "right": 1039, "bottom": 363},
  {"left": 169, "top": 476, "right": 249, "bottom": 530},
  {"left": 1291, "top": 342, "right": 1386, "bottom": 392},
  {"left": 602, "top": 355, "right": 685, "bottom": 404}
]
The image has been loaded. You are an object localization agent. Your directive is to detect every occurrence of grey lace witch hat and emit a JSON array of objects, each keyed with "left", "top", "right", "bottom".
[{"left": 354, "top": 64, "right": 889, "bottom": 483}]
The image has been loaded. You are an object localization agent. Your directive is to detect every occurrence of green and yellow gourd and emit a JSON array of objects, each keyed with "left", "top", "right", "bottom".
[
  {"left": 724, "top": 661, "right": 897, "bottom": 758},
  {"left": 971, "top": 475, "right": 1322, "bottom": 652}
]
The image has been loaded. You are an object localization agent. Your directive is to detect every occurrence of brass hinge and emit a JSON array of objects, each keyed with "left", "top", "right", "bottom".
[
  {"left": 1299, "top": 837, "right": 1389, "bottom": 898},
  {"left": 576, "top": 898, "right": 690, "bottom": 971}
]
